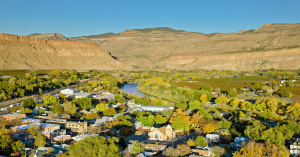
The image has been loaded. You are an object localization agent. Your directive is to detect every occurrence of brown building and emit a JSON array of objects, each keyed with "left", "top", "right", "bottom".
[
  {"left": 2, "top": 114, "right": 26, "bottom": 121},
  {"left": 10, "top": 123, "right": 60, "bottom": 135},
  {"left": 148, "top": 125, "right": 176, "bottom": 141},
  {"left": 52, "top": 135, "right": 71, "bottom": 142},
  {"left": 46, "top": 119, "right": 87, "bottom": 133}
]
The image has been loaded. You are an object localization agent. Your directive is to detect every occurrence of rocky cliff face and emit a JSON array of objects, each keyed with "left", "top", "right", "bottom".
[
  {"left": 68, "top": 24, "right": 300, "bottom": 70},
  {"left": 27, "top": 33, "right": 69, "bottom": 41},
  {"left": 0, "top": 33, "right": 132, "bottom": 70}
]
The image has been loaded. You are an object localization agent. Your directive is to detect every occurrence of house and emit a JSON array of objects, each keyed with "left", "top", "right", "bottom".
[
  {"left": 74, "top": 92, "right": 92, "bottom": 99},
  {"left": 52, "top": 144, "right": 69, "bottom": 155},
  {"left": 52, "top": 135, "right": 71, "bottom": 143},
  {"left": 144, "top": 143, "right": 166, "bottom": 151},
  {"left": 35, "top": 147, "right": 49, "bottom": 156},
  {"left": 2, "top": 113, "right": 26, "bottom": 121},
  {"left": 11, "top": 123, "right": 60, "bottom": 135},
  {"left": 191, "top": 146, "right": 212, "bottom": 156},
  {"left": 38, "top": 123, "right": 60, "bottom": 132},
  {"left": 205, "top": 134, "right": 220, "bottom": 143},
  {"left": 148, "top": 125, "right": 176, "bottom": 141},
  {"left": 137, "top": 126, "right": 151, "bottom": 132},
  {"left": 60, "top": 88, "right": 75, "bottom": 95},
  {"left": 71, "top": 133, "right": 99, "bottom": 141},
  {"left": 46, "top": 119, "right": 88, "bottom": 133},
  {"left": 230, "top": 136, "right": 251, "bottom": 149},
  {"left": 11, "top": 125, "right": 32, "bottom": 134},
  {"left": 141, "top": 105, "right": 174, "bottom": 112},
  {"left": 127, "top": 99, "right": 137, "bottom": 108},
  {"left": 21, "top": 118, "right": 43, "bottom": 124},
  {"left": 290, "top": 141, "right": 300, "bottom": 154},
  {"left": 39, "top": 130, "right": 57, "bottom": 138}
]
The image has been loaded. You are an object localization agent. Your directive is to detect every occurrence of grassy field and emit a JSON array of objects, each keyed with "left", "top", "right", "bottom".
[
  {"left": 0, "top": 70, "right": 50, "bottom": 76},
  {"left": 170, "top": 76, "right": 270, "bottom": 90},
  {"left": 277, "top": 87, "right": 300, "bottom": 95},
  {"left": 0, "top": 70, "right": 30, "bottom": 76}
]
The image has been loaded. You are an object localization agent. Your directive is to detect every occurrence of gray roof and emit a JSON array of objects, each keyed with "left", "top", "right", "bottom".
[{"left": 141, "top": 105, "right": 173, "bottom": 109}]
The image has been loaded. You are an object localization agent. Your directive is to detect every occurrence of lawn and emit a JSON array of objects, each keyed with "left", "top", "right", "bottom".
[
  {"left": 0, "top": 70, "right": 30, "bottom": 76},
  {"left": 170, "top": 76, "right": 270, "bottom": 90},
  {"left": 277, "top": 87, "right": 300, "bottom": 95},
  {"left": 0, "top": 70, "right": 50, "bottom": 76}
]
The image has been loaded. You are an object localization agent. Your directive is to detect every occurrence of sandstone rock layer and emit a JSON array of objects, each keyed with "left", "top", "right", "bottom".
[
  {"left": 69, "top": 24, "right": 300, "bottom": 70},
  {"left": 0, "top": 33, "right": 132, "bottom": 70}
]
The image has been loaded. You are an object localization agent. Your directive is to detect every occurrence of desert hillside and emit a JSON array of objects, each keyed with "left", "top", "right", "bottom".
[
  {"left": 27, "top": 33, "right": 69, "bottom": 41},
  {"left": 0, "top": 33, "right": 132, "bottom": 70},
  {"left": 66, "top": 24, "right": 300, "bottom": 70}
]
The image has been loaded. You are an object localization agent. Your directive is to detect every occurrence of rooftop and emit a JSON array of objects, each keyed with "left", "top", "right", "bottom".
[
  {"left": 53, "top": 135, "right": 71, "bottom": 139},
  {"left": 21, "top": 118, "right": 41, "bottom": 123},
  {"left": 141, "top": 105, "right": 173, "bottom": 109},
  {"left": 39, "top": 130, "right": 57, "bottom": 135},
  {"left": 13, "top": 125, "right": 31, "bottom": 130},
  {"left": 74, "top": 93, "right": 91, "bottom": 97}
]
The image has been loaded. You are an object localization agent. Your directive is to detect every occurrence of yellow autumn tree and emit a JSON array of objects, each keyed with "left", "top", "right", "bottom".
[
  {"left": 199, "top": 94, "right": 207, "bottom": 104},
  {"left": 202, "top": 122, "right": 219, "bottom": 134}
]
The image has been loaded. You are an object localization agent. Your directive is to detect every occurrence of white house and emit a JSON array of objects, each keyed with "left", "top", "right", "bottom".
[
  {"left": 141, "top": 105, "right": 174, "bottom": 112},
  {"left": 205, "top": 134, "right": 220, "bottom": 143},
  {"left": 60, "top": 88, "right": 75, "bottom": 96}
]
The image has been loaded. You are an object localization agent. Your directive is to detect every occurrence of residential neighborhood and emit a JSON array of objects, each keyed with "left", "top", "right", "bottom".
[{"left": 0, "top": 69, "right": 299, "bottom": 157}]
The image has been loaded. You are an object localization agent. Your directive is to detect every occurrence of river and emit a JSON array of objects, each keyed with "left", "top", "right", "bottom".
[
  {"left": 121, "top": 83, "right": 145, "bottom": 97},
  {"left": 121, "top": 83, "right": 228, "bottom": 114}
]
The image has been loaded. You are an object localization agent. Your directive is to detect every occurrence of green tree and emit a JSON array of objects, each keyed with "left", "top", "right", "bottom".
[
  {"left": 22, "top": 98, "right": 36, "bottom": 109},
  {"left": 195, "top": 136, "right": 208, "bottom": 147},
  {"left": 68, "top": 136, "right": 121, "bottom": 157},
  {"left": 27, "top": 124, "right": 40, "bottom": 136},
  {"left": 202, "top": 84, "right": 213, "bottom": 92},
  {"left": 218, "top": 120, "right": 232, "bottom": 129},
  {"left": 86, "top": 113, "right": 100, "bottom": 120},
  {"left": 281, "top": 91, "right": 292, "bottom": 98},
  {"left": 20, "top": 107, "right": 33, "bottom": 114},
  {"left": 75, "top": 97, "right": 92, "bottom": 110},
  {"left": 131, "top": 142, "right": 145, "bottom": 155},
  {"left": 43, "top": 95, "right": 59, "bottom": 107},
  {"left": 53, "top": 103, "right": 64, "bottom": 114},
  {"left": 172, "top": 115, "right": 190, "bottom": 132},
  {"left": 39, "top": 88, "right": 42, "bottom": 94},
  {"left": 228, "top": 88, "right": 237, "bottom": 97},
  {"left": 244, "top": 120, "right": 268, "bottom": 141},
  {"left": 0, "top": 135, "right": 11, "bottom": 150},
  {"left": 96, "top": 103, "right": 109, "bottom": 112},
  {"left": 12, "top": 140, "right": 25, "bottom": 152},
  {"left": 175, "top": 102, "right": 188, "bottom": 110},
  {"left": 138, "top": 115, "right": 155, "bottom": 127},
  {"left": 117, "top": 97, "right": 125, "bottom": 103},
  {"left": 34, "top": 133, "right": 47, "bottom": 147},
  {"left": 155, "top": 114, "right": 167, "bottom": 125},
  {"left": 103, "top": 108, "right": 117, "bottom": 116},
  {"left": 108, "top": 100, "right": 116, "bottom": 105},
  {"left": 188, "top": 100, "right": 202, "bottom": 110},
  {"left": 119, "top": 136, "right": 127, "bottom": 150},
  {"left": 63, "top": 101, "right": 76, "bottom": 114}
]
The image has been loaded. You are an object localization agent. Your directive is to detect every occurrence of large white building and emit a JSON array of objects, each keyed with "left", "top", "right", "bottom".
[
  {"left": 60, "top": 88, "right": 75, "bottom": 96},
  {"left": 140, "top": 105, "right": 174, "bottom": 112}
]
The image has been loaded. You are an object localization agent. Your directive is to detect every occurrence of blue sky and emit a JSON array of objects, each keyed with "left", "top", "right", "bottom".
[{"left": 0, "top": 0, "right": 299, "bottom": 37}]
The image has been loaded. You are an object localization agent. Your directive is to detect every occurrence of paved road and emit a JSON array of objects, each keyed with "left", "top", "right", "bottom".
[{"left": 0, "top": 79, "right": 91, "bottom": 110}]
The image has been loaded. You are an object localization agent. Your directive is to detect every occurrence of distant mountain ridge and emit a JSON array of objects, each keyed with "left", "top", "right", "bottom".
[
  {"left": 0, "top": 33, "right": 132, "bottom": 70},
  {"left": 26, "top": 23, "right": 300, "bottom": 70}
]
